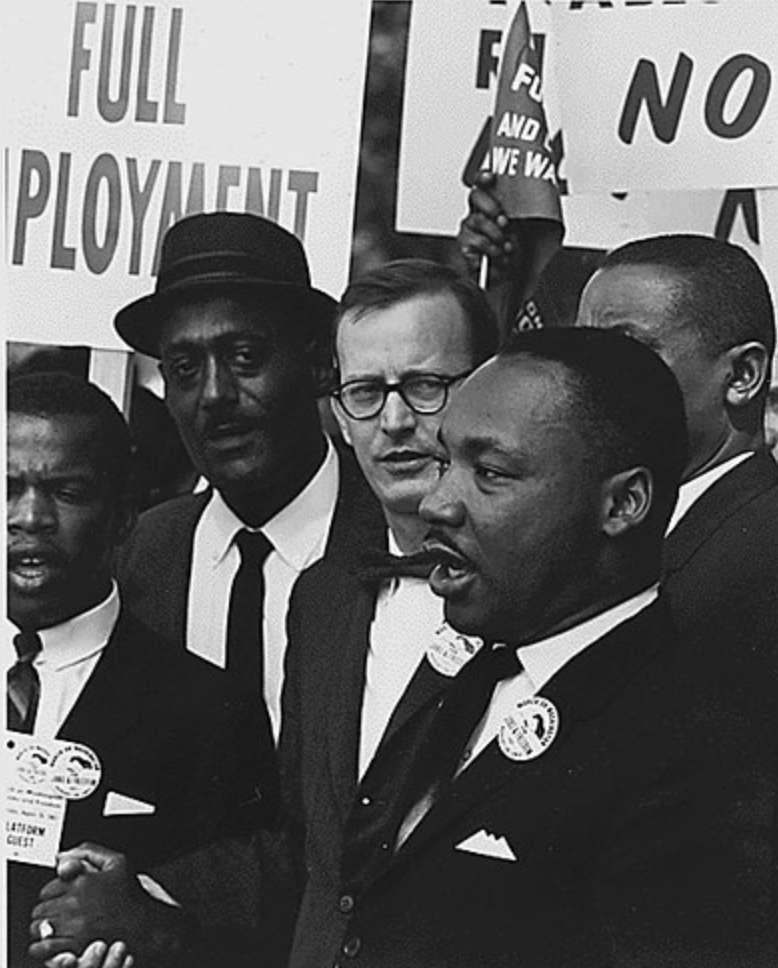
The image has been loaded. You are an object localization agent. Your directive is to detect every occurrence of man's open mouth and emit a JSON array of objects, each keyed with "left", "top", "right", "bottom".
[
  {"left": 8, "top": 551, "right": 61, "bottom": 591},
  {"left": 423, "top": 539, "right": 476, "bottom": 596}
]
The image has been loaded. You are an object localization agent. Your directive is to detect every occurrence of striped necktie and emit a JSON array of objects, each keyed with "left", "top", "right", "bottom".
[{"left": 7, "top": 630, "right": 43, "bottom": 733}]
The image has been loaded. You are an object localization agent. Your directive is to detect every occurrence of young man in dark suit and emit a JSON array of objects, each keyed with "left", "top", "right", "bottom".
[
  {"left": 315, "top": 328, "right": 773, "bottom": 967},
  {"left": 575, "top": 235, "right": 778, "bottom": 746},
  {"left": 281, "top": 260, "right": 500, "bottom": 965},
  {"left": 7, "top": 374, "right": 271, "bottom": 968}
]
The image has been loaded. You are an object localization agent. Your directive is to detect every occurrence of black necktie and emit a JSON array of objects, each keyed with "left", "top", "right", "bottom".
[
  {"left": 392, "top": 643, "right": 521, "bottom": 838},
  {"left": 360, "top": 548, "right": 437, "bottom": 583},
  {"left": 225, "top": 529, "right": 273, "bottom": 694},
  {"left": 7, "top": 631, "right": 43, "bottom": 733}
]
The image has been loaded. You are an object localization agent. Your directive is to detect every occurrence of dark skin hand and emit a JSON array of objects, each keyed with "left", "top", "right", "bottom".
[
  {"left": 29, "top": 845, "right": 194, "bottom": 968},
  {"left": 458, "top": 170, "right": 515, "bottom": 281},
  {"left": 456, "top": 171, "right": 528, "bottom": 334}
]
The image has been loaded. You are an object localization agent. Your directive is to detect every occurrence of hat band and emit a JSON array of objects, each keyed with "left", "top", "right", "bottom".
[{"left": 156, "top": 250, "right": 311, "bottom": 292}]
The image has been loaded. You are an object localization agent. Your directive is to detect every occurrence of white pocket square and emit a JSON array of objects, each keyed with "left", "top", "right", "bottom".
[
  {"left": 103, "top": 791, "right": 156, "bottom": 816},
  {"left": 455, "top": 829, "right": 517, "bottom": 862}
]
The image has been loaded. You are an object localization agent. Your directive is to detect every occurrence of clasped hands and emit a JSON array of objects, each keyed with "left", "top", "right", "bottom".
[{"left": 29, "top": 843, "right": 189, "bottom": 968}]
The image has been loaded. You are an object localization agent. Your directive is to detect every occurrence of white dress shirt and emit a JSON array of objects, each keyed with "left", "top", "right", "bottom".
[
  {"left": 397, "top": 585, "right": 660, "bottom": 849},
  {"left": 462, "top": 584, "right": 660, "bottom": 768},
  {"left": 666, "top": 451, "right": 753, "bottom": 534},
  {"left": 186, "top": 438, "right": 339, "bottom": 739},
  {"left": 5, "top": 584, "right": 120, "bottom": 740},
  {"left": 359, "top": 532, "right": 447, "bottom": 779}
]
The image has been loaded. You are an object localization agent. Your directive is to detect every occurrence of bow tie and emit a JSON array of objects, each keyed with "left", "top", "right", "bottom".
[{"left": 360, "top": 548, "right": 438, "bottom": 583}]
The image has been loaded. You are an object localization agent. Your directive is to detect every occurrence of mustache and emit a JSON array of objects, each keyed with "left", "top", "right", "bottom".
[
  {"left": 422, "top": 530, "right": 471, "bottom": 567},
  {"left": 201, "top": 414, "right": 257, "bottom": 437}
]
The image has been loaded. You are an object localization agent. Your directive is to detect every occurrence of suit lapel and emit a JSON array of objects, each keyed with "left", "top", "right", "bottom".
[
  {"left": 175, "top": 492, "right": 209, "bottom": 644},
  {"left": 325, "top": 575, "right": 379, "bottom": 821},
  {"left": 378, "top": 654, "right": 449, "bottom": 752},
  {"left": 664, "top": 452, "right": 778, "bottom": 576},
  {"left": 58, "top": 615, "right": 160, "bottom": 753},
  {"left": 323, "top": 583, "right": 450, "bottom": 820},
  {"left": 322, "top": 456, "right": 386, "bottom": 818},
  {"left": 116, "top": 490, "right": 208, "bottom": 646},
  {"left": 381, "top": 601, "right": 672, "bottom": 882}
]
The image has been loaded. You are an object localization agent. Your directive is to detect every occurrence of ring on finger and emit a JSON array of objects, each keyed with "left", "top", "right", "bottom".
[{"left": 39, "top": 918, "right": 55, "bottom": 940}]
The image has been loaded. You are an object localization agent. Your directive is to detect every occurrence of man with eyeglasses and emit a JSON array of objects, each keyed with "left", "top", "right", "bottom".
[{"left": 279, "top": 259, "right": 500, "bottom": 965}]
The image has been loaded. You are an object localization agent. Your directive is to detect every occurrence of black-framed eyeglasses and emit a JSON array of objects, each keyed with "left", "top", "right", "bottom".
[{"left": 332, "top": 370, "right": 472, "bottom": 421}]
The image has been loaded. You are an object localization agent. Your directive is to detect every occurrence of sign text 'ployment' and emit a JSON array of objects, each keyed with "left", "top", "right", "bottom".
[{"left": 11, "top": 3, "right": 321, "bottom": 278}]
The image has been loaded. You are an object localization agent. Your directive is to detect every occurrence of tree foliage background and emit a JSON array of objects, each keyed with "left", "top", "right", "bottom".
[{"left": 350, "top": 2, "right": 457, "bottom": 280}]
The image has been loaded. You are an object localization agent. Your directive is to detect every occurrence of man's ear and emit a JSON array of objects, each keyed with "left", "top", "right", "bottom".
[
  {"left": 331, "top": 397, "right": 353, "bottom": 446},
  {"left": 601, "top": 466, "right": 653, "bottom": 538},
  {"left": 724, "top": 341, "right": 769, "bottom": 408},
  {"left": 305, "top": 334, "right": 336, "bottom": 397}
]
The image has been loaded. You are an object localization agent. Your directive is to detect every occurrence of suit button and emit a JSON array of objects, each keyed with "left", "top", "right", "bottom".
[
  {"left": 338, "top": 894, "right": 355, "bottom": 913},
  {"left": 360, "top": 795, "right": 372, "bottom": 806},
  {"left": 342, "top": 936, "right": 361, "bottom": 957}
]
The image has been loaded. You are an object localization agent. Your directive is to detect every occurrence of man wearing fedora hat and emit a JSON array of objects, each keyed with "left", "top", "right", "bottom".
[
  {"left": 114, "top": 212, "right": 382, "bottom": 720},
  {"left": 24, "top": 212, "right": 384, "bottom": 966}
]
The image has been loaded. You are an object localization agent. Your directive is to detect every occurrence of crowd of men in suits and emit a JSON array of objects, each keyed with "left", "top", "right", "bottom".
[{"left": 7, "top": 200, "right": 777, "bottom": 968}]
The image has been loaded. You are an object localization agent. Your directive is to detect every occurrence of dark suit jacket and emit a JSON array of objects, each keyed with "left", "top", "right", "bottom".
[
  {"left": 116, "top": 442, "right": 380, "bottom": 649},
  {"left": 111, "top": 443, "right": 383, "bottom": 965},
  {"left": 8, "top": 612, "right": 272, "bottom": 968},
  {"left": 285, "top": 600, "right": 774, "bottom": 968},
  {"left": 281, "top": 550, "right": 489, "bottom": 968},
  {"left": 662, "top": 450, "right": 778, "bottom": 745}
]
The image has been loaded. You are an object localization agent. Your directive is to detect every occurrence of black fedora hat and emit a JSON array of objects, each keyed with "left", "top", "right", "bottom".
[{"left": 114, "top": 212, "right": 337, "bottom": 358}]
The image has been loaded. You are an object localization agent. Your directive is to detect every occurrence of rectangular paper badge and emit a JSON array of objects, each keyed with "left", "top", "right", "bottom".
[{"left": 6, "top": 786, "right": 66, "bottom": 866}]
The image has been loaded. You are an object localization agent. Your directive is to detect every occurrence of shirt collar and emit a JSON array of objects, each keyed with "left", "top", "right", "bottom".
[
  {"left": 204, "top": 437, "right": 339, "bottom": 571},
  {"left": 517, "top": 584, "right": 659, "bottom": 692},
  {"left": 387, "top": 530, "right": 402, "bottom": 556},
  {"left": 667, "top": 451, "right": 754, "bottom": 534},
  {"left": 6, "top": 583, "right": 120, "bottom": 672}
]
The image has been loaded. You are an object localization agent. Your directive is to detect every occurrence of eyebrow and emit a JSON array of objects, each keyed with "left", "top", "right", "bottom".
[
  {"left": 439, "top": 428, "right": 527, "bottom": 463},
  {"left": 343, "top": 368, "right": 453, "bottom": 382},
  {"left": 162, "top": 330, "right": 269, "bottom": 354},
  {"left": 7, "top": 469, "right": 98, "bottom": 485},
  {"left": 463, "top": 437, "right": 525, "bottom": 462}
]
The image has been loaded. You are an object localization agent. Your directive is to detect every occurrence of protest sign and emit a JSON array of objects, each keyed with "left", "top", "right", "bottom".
[
  {"left": 553, "top": 0, "right": 777, "bottom": 195},
  {"left": 398, "top": 0, "right": 560, "bottom": 236},
  {"left": 397, "top": 0, "right": 777, "bottom": 268},
  {"left": 480, "top": 1, "right": 565, "bottom": 319},
  {"left": 485, "top": 2, "right": 562, "bottom": 224},
  {"left": 4, "top": 1, "right": 371, "bottom": 351}
]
